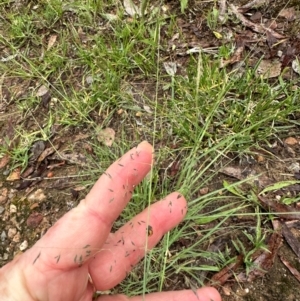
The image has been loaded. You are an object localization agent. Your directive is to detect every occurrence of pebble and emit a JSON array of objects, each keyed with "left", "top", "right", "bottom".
[
  {"left": 1, "top": 231, "right": 6, "bottom": 241},
  {"left": 3, "top": 169, "right": 9, "bottom": 176},
  {"left": 26, "top": 212, "right": 43, "bottom": 228},
  {"left": 199, "top": 187, "right": 209, "bottom": 195},
  {"left": 0, "top": 206, "right": 5, "bottom": 214},
  {"left": 7, "top": 228, "right": 17, "bottom": 239},
  {"left": 86, "top": 75, "right": 94, "bottom": 84},
  {"left": 19, "top": 240, "right": 28, "bottom": 251},
  {"left": 28, "top": 189, "right": 46, "bottom": 202},
  {"left": 12, "top": 232, "right": 21, "bottom": 243},
  {"left": 0, "top": 188, "right": 8, "bottom": 203},
  {"left": 10, "top": 204, "right": 17, "bottom": 213},
  {"left": 1, "top": 253, "right": 8, "bottom": 260},
  {"left": 288, "top": 162, "right": 300, "bottom": 173},
  {"left": 285, "top": 137, "right": 298, "bottom": 145}
]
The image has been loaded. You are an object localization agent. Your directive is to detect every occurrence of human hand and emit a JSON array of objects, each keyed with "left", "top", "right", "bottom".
[{"left": 0, "top": 141, "right": 221, "bottom": 301}]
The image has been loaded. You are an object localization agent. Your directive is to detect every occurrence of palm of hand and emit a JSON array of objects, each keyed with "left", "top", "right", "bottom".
[{"left": 0, "top": 142, "right": 221, "bottom": 301}]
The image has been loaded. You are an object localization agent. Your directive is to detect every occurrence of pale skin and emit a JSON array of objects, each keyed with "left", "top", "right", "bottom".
[{"left": 0, "top": 141, "right": 221, "bottom": 301}]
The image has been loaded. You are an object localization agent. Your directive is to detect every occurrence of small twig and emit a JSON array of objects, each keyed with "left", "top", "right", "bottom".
[
  {"left": 240, "top": 0, "right": 270, "bottom": 12},
  {"left": 229, "top": 4, "right": 285, "bottom": 39}
]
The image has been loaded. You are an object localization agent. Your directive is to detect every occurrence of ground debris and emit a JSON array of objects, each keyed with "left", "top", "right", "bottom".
[
  {"left": 239, "top": 0, "right": 270, "bottom": 12},
  {"left": 96, "top": 128, "right": 115, "bottom": 147},
  {"left": 26, "top": 212, "right": 43, "bottom": 229},
  {"left": 229, "top": 4, "right": 285, "bottom": 39},
  {"left": 279, "top": 255, "right": 300, "bottom": 283},
  {"left": 209, "top": 255, "right": 244, "bottom": 286},
  {"left": 282, "top": 222, "right": 300, "bottom": 259},
  {"left": 237, "top": 225, "right": 282, "bottom": 282},
  {"left": 257, "top": 195, "right": 300, "bottom": 220}
]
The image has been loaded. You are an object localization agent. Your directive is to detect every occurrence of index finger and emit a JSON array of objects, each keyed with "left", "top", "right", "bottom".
[{"left": 31, "top": 141, "right": 154, "bottom": 269}]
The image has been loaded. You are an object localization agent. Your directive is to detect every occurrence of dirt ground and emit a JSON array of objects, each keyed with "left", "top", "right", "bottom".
[{"left": 1, "top": 0, "right": 300, "bottom": 300}]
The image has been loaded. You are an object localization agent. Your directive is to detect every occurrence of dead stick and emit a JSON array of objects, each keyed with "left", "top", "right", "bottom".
[{"left": 229, "top": 3, "right": 285, "bottom": 39}]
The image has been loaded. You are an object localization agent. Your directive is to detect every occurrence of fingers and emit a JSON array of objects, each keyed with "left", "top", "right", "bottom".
[
  {"left": 97, "top": 287, "right": 222, "bottom": 301},
  {"left": 89, "top": 192, "right": 187, "bottom": 290},
  {"left": 29, "top": 141, "right": 154, "bottom": 269}
]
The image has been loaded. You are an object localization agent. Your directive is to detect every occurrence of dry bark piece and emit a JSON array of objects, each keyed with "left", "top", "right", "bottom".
[
  {"left": 37, "top": 146, "right": 56, "bottom": 162},
  {"left": 21, "top": 166, "right": 35, "bottom": 178},
  {"left": 279, "top": 255, "right": 300, "bottom": 283},
  {"left": 240, "top": 0, "right": 270, "bottom": 12},
  {"left": 282, "top": 222, "right": 300, "bottom": 259}
]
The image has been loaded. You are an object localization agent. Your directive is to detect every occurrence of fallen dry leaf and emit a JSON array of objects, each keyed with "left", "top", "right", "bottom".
[
  {"left": 21, "top": 166, "right": 35, "bottom": 178},
  {"left": 163, "top": 62, "right": 177, "bottom": 76},
  {"left": 97, "top": 128, "right": 115, "bottom": 147},
  {"left": 257, "top": 195, "right": 300, "bottom": 220},
  {"left": 230, "top": 4, "right": 285, "bottom": 39},
  {"left": 285, "top": 137, "right": 298, "bottom": 146},
  {"left": 123, "top": 0, "right": 141, "bottom": 17},
  {"left": 47, "top": 35, "right": 57, "bottom": 51},
  {"left": 36, "top": 85, "right": 49, "bottom": 97},
  {"left": 282, "top": 46, "right": 295, "bottom": 68},
  {"left": 74, "top": 133, "right": 90, "bottom": 142},
  {"left": 256, "top": 60, "right": 282, "bottom": 79},
  {"left": 209, "top": 255, "right": 244, "bottom": 285},
  {"left": 221, "top": 166, "right": 243, "bottom": 180},
  {"left": 6, "top": 168, "right": 21, "bottom": 181},
  {"left": 237, "top": 226, "right": 282, "bottom": 282},
  {"left": 278, "top": 7, "right": 296, "bottom": 21},
  {"left": 292, "top": 59, "right": 300, "bottom": 75},
  {"left": 0, "top": 154, "right": 10, "bottom": 169},
  {"left": 38, "top": 146, "right": 56, "bottom": 162}
]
